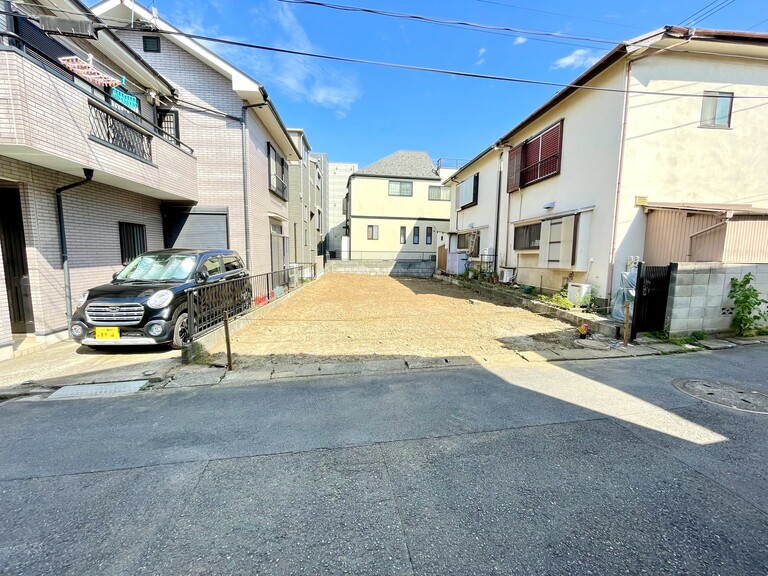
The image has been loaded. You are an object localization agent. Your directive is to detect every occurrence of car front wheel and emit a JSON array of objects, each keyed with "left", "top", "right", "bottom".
[{"left": 171, "top": 311, "right": 189, "bottom": 349}]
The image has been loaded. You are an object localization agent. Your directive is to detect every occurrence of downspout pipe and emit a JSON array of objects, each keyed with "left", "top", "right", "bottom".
[
  {"left": 56, "top": 168, "right": 94, "bottom": 326},
  {"left": 493, "top": 149, "right": 504, "bottom": 274},
  {"left": 241, "top": 100, "right": 268, "bottom": 273}
]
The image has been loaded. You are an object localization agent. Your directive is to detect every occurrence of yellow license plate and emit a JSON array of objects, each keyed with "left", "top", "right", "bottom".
[{"left": 95, "top": 327, "right": 120, "bottom": 340}]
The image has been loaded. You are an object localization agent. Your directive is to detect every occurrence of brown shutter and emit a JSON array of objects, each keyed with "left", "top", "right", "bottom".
[{"left": 507, "top": 145, "right": 522, "bottom": 193}]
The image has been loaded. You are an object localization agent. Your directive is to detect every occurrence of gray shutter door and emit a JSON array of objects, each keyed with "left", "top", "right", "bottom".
[{"left": 163, "top": 207, "right": 228, "bottom": 249}]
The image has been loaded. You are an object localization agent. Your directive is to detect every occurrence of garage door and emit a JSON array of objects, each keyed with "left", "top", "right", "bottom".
[{"left": 163, "top": 206, "right": 229, "bottom": 249}]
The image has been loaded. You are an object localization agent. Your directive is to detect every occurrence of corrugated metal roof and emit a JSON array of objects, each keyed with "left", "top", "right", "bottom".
[
  {"left": 354, "top": 150, "right": 440, "bottom": 180},
  {"left": 643, "top": 202, "right": 768, "bottom": 216}
]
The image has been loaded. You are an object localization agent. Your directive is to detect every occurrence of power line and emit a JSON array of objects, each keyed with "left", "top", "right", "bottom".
[
  {"left": 104, "top": 25, "right": 768, "bottom": 100},
  {"left": 276, "top": 0, "right": 620, "bottom": 46},
  {"left": 678, "top": 0, "right": 736, "bottom": 27},
  {"left": 473, "top": 0, "right": 647, "bottom": 31},
  {"left": 688, "top": 0, "right": 736, "bottom": 26},
  {"left": 747, "top": 16, "right": 768, "bottom": 30},
  {"left": 6, "top": 3, "right": 768, "bottom": 101}
]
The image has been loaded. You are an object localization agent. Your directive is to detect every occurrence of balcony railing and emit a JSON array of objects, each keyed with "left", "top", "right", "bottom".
[
  {"left": 1, "top": 31, "right": 194, "bottom": 156},
  {"left": 271, "top": 173, "right": 288, "bottom": 200},
  {"left": 89, "top": 103, "right": 152, "bottom": 161},
  {"left": 436, "top": 158, "right": 469, "bottom": 171},
  {"left": 521, "top": 153, "right": 560, "bottom": 186}
]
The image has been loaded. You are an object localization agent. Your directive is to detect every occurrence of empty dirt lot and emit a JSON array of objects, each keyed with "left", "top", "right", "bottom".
[{"left": 217, "top": 274, "right": 579, "bottom": 367}]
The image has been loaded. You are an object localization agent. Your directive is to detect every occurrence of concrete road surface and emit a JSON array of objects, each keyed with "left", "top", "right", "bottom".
[{"left": 1, "top": 346, "right": 767, "bottom": 575}]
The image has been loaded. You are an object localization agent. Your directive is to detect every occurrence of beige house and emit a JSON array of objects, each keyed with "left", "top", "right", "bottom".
[
  {"left": 345, "top": 151, "right": 452, "bottom": 259},
  {"left": 450, "top": 26, "right": 768, "bottom": 304}
]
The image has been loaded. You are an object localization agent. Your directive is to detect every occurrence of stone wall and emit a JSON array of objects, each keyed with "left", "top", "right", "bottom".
[
  {"left": 325, "top": 259, "right": 436, "bottom": 278},
  {"left": 665, "top": 262, "right": 768, "bottom": 336}
]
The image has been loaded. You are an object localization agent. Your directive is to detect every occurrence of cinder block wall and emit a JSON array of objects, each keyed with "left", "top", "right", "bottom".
[
  {"left": 665, "top": 262, "right": 768, "bottom": 336},
  {"left": 325, "top": 259, "right": 436, "bottom": 278}
]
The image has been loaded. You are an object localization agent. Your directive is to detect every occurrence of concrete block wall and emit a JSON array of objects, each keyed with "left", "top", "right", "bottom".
[
  {"left": 665, "top": 262, "right": 768, "bottom": 336},
  {"left": 325, "top": 259, "right": 436, "bottom": 278}
]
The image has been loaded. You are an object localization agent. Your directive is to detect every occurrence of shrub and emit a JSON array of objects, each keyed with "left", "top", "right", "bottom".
[{"left": 728, "top": 273, "right": 768, "bottom": 336}]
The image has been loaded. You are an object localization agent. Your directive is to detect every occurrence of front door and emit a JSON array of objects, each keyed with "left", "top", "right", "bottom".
[{"left": 0, "top": 188, "right": 35, "bottom": 333}]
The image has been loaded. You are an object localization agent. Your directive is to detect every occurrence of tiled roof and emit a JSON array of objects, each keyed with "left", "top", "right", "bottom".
[{"left": 355, "top": 150, "right": 440, "bottom": 180}]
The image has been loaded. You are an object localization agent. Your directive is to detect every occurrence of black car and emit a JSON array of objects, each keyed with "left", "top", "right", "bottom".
[{"left": 70, "top": 248, "right": 249, "bottom": 348}]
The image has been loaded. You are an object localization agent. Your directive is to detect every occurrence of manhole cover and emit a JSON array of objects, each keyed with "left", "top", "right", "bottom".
[
  {"left": 47, "top": 381, "right": 147, "bottom": 400},
  {"left": 674, "top": 378, "right": 768, "bottom": 414}
]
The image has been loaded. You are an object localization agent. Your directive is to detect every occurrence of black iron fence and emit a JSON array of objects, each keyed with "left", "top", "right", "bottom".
[
  {"left": 89, "top": 103, "right": 152, "bottom": 161},
  {"left": 186, "top": 263, "right": 316, "bottom": 342},
  {"left": 326, "top": 251, "right": 437, "bottom": 261}
]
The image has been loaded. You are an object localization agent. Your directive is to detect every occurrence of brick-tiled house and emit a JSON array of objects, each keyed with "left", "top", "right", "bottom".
[
  {"left": 0, "top": 0, "right": 298, "bottom": 360},
  {"left": 92, "top": 0, "right": 300, "bottom": 276}
]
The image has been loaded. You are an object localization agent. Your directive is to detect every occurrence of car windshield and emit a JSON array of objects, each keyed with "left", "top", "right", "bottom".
[{"left": 115, "top": 254, "right": 197, "bottom": 282}]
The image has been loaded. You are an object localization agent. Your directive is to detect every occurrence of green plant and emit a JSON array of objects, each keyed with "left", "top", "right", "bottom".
[
  {"left": 728, "top": 273, "right": 768, "bottom": 336},
  {"left": 536, "top": 292, "right": 574, "bottom": 309}
]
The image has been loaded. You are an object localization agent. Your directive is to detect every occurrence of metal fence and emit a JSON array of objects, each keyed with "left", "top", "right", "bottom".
[
  {"left": 186, "top": 263, "right": 316, "bottom": 342},
  {"left": 326, "top": 251, "right": 437, "bottom": 261}
]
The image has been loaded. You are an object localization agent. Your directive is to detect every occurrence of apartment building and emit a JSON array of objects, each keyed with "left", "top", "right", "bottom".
[{"left": 287, "top": 130, "right": 327, "bottom": 266}]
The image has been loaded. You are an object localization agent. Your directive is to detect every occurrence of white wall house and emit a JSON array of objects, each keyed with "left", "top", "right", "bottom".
[{"left": 452, "top": 26, "right": 768, "bottom": 304}]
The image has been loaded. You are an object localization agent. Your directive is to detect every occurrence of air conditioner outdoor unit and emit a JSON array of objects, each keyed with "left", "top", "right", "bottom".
[
  {"left": 499, "top": 268, "right": 516, "bottom": 283},
  {"left": 567, "top": 282, "right": 592, "bottom": 306}
]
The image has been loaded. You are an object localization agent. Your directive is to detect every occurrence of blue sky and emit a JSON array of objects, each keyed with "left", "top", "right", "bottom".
[{"left": 112, "top": 0, "right": 768, "bottom": 167}]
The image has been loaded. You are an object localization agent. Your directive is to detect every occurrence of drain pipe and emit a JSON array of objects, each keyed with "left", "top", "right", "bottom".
[
  {"left": 241, "top": 100, "right": 269, "bottom": 273},
  {"left": 56, "top": 168, "right": 94, "bottom": 325}
]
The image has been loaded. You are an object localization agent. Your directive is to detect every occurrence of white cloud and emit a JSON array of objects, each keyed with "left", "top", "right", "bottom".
[
  {"left": 513, "top": 37, "right": 527, "bottom": 46},
  {"left": 171, "top": 2, "right": 361, "bottom": 113},
  {"left": 475, "top": 47, "right": 486, "bottom": 66},
  {"left": 550, "top": 48, "right": 602, "bottom": 70}
]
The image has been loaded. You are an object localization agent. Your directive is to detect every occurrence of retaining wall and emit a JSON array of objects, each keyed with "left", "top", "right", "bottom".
[{"left": 325, "top": 259, "right": 436, "bottom": 278}]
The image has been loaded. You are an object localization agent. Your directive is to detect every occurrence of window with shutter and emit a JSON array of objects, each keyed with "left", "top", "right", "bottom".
[
  {"left": 512, "top": 119, "right": 563, "bottom": 188},
  {"left": 507, "top": 145, "right": 522, "bottom": 193}
]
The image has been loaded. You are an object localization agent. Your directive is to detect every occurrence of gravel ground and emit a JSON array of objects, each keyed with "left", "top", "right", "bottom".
[{"left": 217, "top": 274, "right": 579, "bottom": 367}]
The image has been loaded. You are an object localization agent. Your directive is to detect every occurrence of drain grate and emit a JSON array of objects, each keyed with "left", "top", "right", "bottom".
[
  {"left": 47, "top": 380, "right": 147, "bottom": 400},
  {"left": 674, "top": 378, "right": 768, "bottom": 414}
]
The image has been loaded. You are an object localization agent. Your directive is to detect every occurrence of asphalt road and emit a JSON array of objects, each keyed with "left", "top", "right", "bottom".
[{"left": 1, "top": 346, "right": 767, "bottom": 575}]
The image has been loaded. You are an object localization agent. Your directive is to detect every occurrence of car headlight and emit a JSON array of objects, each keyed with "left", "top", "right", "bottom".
[
  {"left": 76, "top": 291, "right": 89, "bottom": 308},
  {"left": 147, "top": 289, "right": 174, "bottom": 309}
]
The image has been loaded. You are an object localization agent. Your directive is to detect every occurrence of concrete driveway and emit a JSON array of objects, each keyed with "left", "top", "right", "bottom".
[{"left": 0, "top": 340, "right": 180, "bottom": 390}]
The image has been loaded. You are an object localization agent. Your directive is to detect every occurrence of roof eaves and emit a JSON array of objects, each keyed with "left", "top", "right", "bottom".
[
  {"left": 498, "top": 43, "right": 627, "bottom": 146},
  {"left": 69, "top": 0, "right": 176, "bottom": 96}
]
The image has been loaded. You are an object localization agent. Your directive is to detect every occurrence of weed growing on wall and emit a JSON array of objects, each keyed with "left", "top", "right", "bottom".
[{"left": 728, "top": 273, "right": 768, "bottom": 336}]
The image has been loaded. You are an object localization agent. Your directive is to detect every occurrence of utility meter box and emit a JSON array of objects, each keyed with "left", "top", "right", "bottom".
[{"left": 567, "top": 282, "right": 592, "bottom": 306}]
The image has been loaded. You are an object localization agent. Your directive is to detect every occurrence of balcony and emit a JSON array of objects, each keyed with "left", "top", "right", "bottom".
[{"left": 0, "top": 34, "right": 198, "bottom": 202}]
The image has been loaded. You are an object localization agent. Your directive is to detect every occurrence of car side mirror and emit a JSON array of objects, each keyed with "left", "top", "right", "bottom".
[
  {"left": 195, "top": 270, "right": 209, "bottom": 284},
  {"left": 112, "top": 272, "right": 118, "bottom": 280}
]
